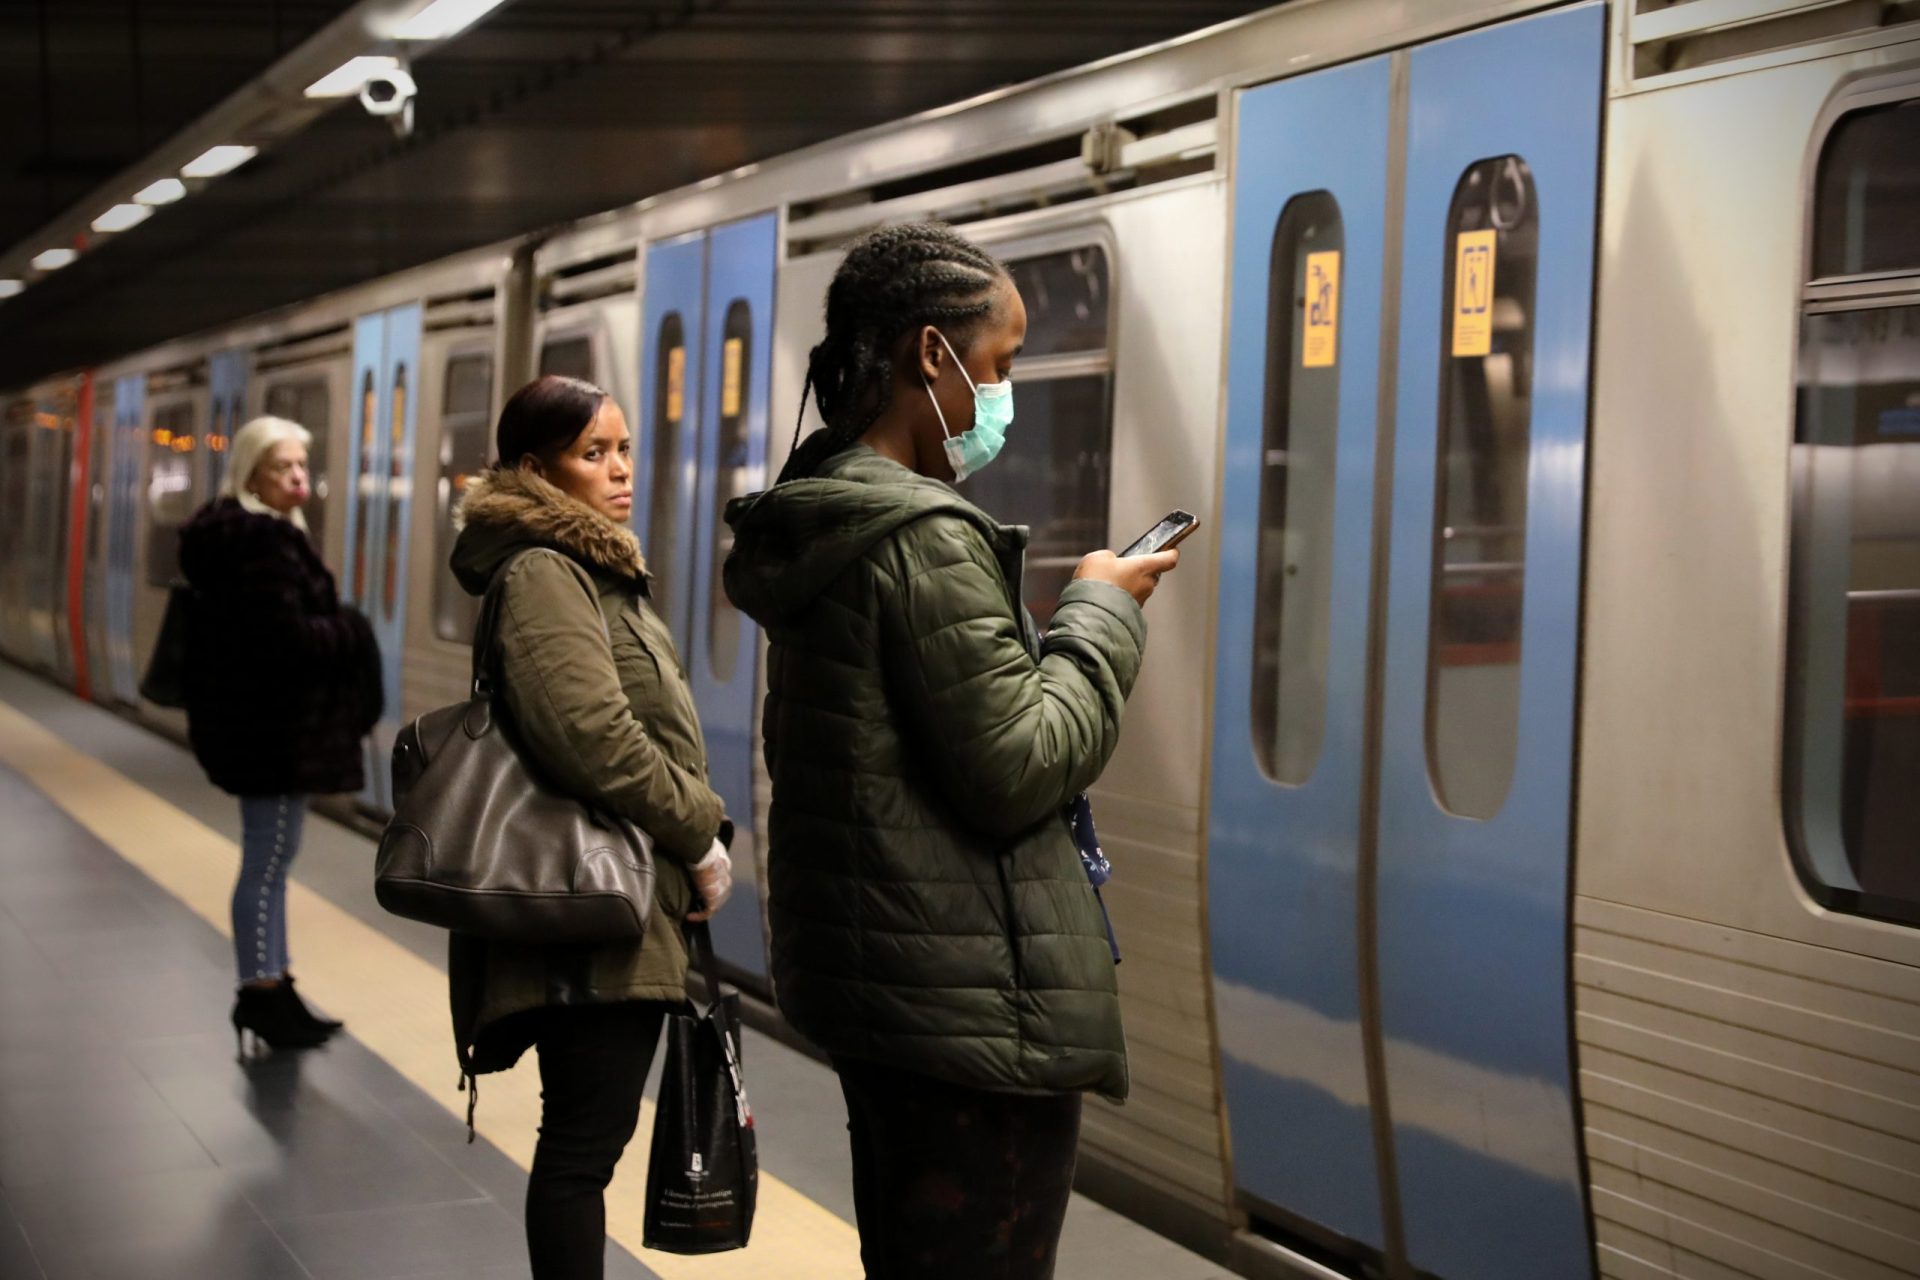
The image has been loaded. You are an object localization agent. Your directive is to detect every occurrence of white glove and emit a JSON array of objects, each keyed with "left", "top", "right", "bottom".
[{"left": 686, "top": 839, "right": 733, "bottom": 921}]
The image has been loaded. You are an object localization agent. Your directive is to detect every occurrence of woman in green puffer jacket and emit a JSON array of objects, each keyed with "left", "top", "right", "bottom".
[
  {"left": 449, "top": 375, "right": 735, "bottom": 1280},
  {"left": 723, "top": 223, "right": 1179, "bottom": 1280}
]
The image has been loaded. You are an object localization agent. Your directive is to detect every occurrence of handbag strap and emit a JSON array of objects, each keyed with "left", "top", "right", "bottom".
[
  {"left": 469, "top": 548, "right": 617, "bottom": 699},
  {"left": 684, "top": 919, "right": 728, "bottom": 1015}
]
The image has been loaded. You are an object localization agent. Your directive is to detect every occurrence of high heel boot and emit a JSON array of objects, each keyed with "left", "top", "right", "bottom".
[
  {"left": 231, "top": 984, "right": 332, "bottom": 1058},
  {"left": 277, "top": 976, "right": 343, "bottom": 1036}
]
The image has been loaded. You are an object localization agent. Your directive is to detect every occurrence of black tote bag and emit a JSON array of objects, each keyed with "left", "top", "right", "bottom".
[
  {"left": 643, "top": 920, "right": 758, "bottom": 1254},
  {"left": 138, "top": 582, "right": 193, "bottom": 708}
]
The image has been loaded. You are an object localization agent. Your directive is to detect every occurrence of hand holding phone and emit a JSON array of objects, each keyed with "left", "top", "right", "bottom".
[{"left": 1075, "top": 510, "right": 1196, "bottom": 606}]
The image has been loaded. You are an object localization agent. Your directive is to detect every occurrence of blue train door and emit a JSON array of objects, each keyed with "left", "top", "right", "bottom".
[
  {"left": 637, "top": 213, "right": 776, "bottom": 980},
  {"left": 206, "top": 349, "right": 249, "bottom": 502},
  {"left": 343, "top": 304, "right": 423, "bottom": 812},
  {"left": 106, "top": 374, "right": 147, "bottom": 705},
  {"left": 1207, "top": 8, "right": 1603, "bottom": 1279}
]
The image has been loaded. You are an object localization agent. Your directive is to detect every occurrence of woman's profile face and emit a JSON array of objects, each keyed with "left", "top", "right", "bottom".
[
  {"left": 249, "top": 440, "right": 310, "bottom": 512},
  {"left": 914, "top": 279, "right": 1027, "bottom": 481},
  {"left": 534, "top": 399, "right": 634, "bottom": 523}
]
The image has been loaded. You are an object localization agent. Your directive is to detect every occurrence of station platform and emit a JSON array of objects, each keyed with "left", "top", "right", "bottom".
[{"left": 0, "top": 663, "right": 1232, "bottom": 1280}]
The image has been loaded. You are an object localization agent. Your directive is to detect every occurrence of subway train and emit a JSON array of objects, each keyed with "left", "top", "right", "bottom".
[{"left": 3, "top": 1, "right": 1918, "bottom": 1278}]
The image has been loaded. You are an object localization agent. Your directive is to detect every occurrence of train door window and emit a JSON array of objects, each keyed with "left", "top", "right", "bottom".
[
  {"left": 434, "top": 353, "right": 495, "bottom": 641},
  {"left": 264, "top": 377, "right": 331, "bottom": 548},
  {"left": 206, "top": 395, "right": 236, "bottom": 497},
  {"left": 1250, "top": 192, "right": 1344, "bottom": 785},
  {"left": 1425, "top": 155, "right": 1539, "bottom": 821},
  {"left": 707, "top": 301, "right": 752, "bottom": 680},
  {"left": 353, "top": 370, "right": 377, "bottom": 601},
  {"left": 145, "top": 402, "right": 198, "bottom": 587},
  {"left": 650, "top": 313, "right": 687, "bottom": 625},
  {"left": 540, "top": 334, "right": 596, "bottom": 383},
  {"left": 958, "top": 244, "right": 1114, "bottom": 627},
  {"left": 1788, "top": 95, "right": 1920, "bottom": 927},
  {"left": 384, "top": 362, "right": 409, "bottom": 620}
]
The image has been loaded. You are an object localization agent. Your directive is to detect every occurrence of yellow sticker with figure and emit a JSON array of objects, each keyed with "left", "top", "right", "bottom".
[
  {"left": 665, "top": 346, "right": 685, "bottom": 421},
  {"left": 1452, "top": 229, "right": 1497, "bottom": 357},
  {"left": 721, "top": 338, "right": 744, "bottom": 418},
  {"left": 1302, "top": 250, "right": 1340, "bottom": 369}
]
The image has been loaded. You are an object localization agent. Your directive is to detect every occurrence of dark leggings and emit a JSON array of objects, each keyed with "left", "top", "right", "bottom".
[
  {"left": 526, "top": 1001, "right": 667, "bottom": 1280},
  {"left": 834, "top": 1056, "right": 1083, "bottom": 1280}
]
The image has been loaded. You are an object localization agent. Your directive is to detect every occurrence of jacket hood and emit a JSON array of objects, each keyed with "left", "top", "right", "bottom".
[
  {"left": 450, "top": 466, "right": 648, "bottom": 596},
  {"left": 723, "top": 445, "right": 1010, "bottom": 626}
]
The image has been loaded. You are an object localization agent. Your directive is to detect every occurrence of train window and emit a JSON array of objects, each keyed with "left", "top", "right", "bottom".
[
  {"left": 263, "top": 377, "right": 331, "bottom": 549},
  {"left": 1005, "top": 247, "right": 1111, "bottom": 358},
  {"left": 540, "top": 335, "right": 596, "bottom": 383},
  {"left": 1250, "top": 192, "right": 1343, "bottom": 786},
  {"left": 648, "top": 313, "right": 688, "bottom": 625},
  {"left": 1425, "top": 156, "right": 1539, "bottom": 821},
  {"left": 1811, "top": 101, "right": 1920, "bottom": 280},
  {"left": 707, "top": 301, "right": 753, "bottom": 681},
  {"left": 434, "top": 353, "right": 495, "bottom": 642},
  {"left": 145, "top": 402, "right": 198, "bottom": 588},
  {"left": 957, "top": 243, "right": 1114, "bottom": 626}
]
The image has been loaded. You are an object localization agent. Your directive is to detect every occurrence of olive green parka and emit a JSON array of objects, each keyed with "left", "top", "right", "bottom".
[
  {"left": 447, "top": 467, "right": 726, "bottom": 1074},
  {"left": 723, "top": 445, "right": 1145, "bottom": 1101}
]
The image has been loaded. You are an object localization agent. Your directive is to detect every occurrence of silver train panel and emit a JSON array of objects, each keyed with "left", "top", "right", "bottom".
[{"left": 1581, "top": 30, "right": 1920, "bottom": 1280}]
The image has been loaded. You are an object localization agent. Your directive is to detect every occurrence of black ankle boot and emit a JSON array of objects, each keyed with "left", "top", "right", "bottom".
[
  {"left": 277, "top": 977, "right": 343, "bottom": 1036},
  {"left": 231, "top": 984, "right": 331, "bottom": 1058}
]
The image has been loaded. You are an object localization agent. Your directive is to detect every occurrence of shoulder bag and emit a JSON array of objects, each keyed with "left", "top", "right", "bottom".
[{"left": 374, "top": 550, "right": 655, "bottom": 944}]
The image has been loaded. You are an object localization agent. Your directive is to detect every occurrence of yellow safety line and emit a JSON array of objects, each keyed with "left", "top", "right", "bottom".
[{"left": 0, "top": 699, "right": 861, "bottom": 1279}]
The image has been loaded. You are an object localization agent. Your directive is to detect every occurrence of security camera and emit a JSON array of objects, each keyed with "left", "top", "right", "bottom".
[{"left": 359, "top": 64, "right": 417, "bottom": 136}]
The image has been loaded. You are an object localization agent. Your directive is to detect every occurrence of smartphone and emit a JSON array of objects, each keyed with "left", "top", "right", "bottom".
[{"left": 1119, "top": 510, "right": 1199, "bottom": 558}]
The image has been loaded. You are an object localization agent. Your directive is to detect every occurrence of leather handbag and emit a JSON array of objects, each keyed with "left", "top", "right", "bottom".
[{"left": 374, "top": 550, "right": 655, "bottom": 944}]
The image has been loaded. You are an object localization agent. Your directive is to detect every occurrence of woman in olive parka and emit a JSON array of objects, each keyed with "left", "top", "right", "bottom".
[
  {"left": 723, "top": 223, "right": 1179, "bottom": 1280},
  {"left": 448, "top": 375, "right": 735, "bottom": 1280}
]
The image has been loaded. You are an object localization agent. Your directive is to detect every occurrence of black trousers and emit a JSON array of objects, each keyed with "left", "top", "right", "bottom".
[
  {"left": 525, "top": 1001, "right": 668, "bottom": 1280},
  {"left": 834, "top": 1056, "right": 1083, "bottom": 1280}
]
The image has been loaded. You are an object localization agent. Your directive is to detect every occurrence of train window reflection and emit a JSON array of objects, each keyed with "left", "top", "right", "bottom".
[
  {"left": 540, "top": 335, "right": 595, "bottom": 383},
  {"left": 435, "top": 353, "right": 495, "bottom": 641},
  {"left": 352, "top": 371, "right": 377, "bottom": 603},
  {"left": 384, "top": 364, "right": 409, "bottom": 621},
  {"left": 264, "top": 377, "right": 331, "bottom": 549},
  {"left": 1788, "top": 305, "right": 1920, "bottom": 925},
  {"left": 145, "top": 402, "right": 198, "bottom": 588},
  {"left": 957, "top": 244, "right": 1114, "bottom": 627},
  {"left": 708, "top": 301, "right": 752, "bottom": 681},
  {"left": 1812, "top": 101, "right": 1920, "bottom": 280},
  {"left": 1251, "top": 192, "right": 1342, "bottom": 786},
  {"left": 1425, "top": 155, "right": 1539, "bottom": 821},
  {"left": 648, "top": 313, "right": 687, "bottom": 626}
]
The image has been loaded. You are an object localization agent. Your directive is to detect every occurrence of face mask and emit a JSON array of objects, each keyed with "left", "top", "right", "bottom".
[{"left": 922, "top": 330, "right": 1013, "bottom": 483}]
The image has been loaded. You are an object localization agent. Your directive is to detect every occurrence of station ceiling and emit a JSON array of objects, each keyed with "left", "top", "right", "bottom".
[{"left": 0, "top": 0, "right": 1273, "bottom": 387}]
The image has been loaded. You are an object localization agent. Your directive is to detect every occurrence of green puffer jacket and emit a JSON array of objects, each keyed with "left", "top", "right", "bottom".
[
  {"left": 723, "top": 445, "right": 1146, "bottom": 1101},
  {"left": 447, "top": 467, "right": 727, "bottom": 1074}
]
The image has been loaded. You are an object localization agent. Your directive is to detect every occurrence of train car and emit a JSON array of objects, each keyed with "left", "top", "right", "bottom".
[{"left": 2, "top": 1, "right": 1918, "bottom": 1277}]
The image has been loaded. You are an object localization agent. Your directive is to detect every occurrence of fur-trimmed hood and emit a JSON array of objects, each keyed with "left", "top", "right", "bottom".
[{"left": 450, "top": 466, "right": 647, "bottom": 595}]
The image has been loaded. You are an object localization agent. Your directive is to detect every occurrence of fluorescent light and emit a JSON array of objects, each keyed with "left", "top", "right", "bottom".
[
  {"left": 32, "top": 248, "right": 77, "bottom": 271},
  {"left": 306, "top": 55, "right": 399, "bottom": 98},
  {"left": 396, "top": 0, "right": 508, "bottom": 40},
  {"left": 0, "top": 280, "right": 22, "bottom": 299},
  {"left": 135, "top": 178, "right": 186, "bottom": 205},
  {"left": 92, "top": 203, "right": 154, "bottom": 233},
  {"left": 181, "top": 145, "right": 257, "bottom": 179}
]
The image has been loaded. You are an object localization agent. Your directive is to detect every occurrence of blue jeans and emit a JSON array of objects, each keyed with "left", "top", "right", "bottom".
[{"left": 233, "top": 795, "right": 305, "bottom": 984}]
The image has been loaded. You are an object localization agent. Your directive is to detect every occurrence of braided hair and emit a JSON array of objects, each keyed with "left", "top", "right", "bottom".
[{"left": 779, "top": 222, "right": 1009, "bottom": 482}]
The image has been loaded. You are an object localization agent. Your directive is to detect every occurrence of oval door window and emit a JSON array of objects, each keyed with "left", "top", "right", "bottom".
[
  {"left": 708, "top": 299, "right": 752, "bottom": 682},
  {"left": 1425, "top": 155, "right": 1539, "bottom": 821},
  {"left": 649, "top": 312, "right": 686, "bottom": 625},
  {"left": 1251, "top": 191, "right": 1343, "bottom": 786}
]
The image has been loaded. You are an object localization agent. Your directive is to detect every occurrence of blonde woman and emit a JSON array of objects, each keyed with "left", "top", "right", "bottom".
[{"left": 179, "top": 416, "right": 382, "bottom": 1054}]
